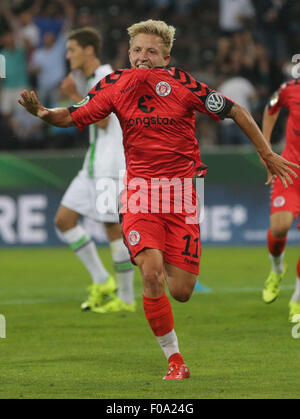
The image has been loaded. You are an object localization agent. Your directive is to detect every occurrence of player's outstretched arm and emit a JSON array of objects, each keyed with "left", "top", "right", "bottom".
[
  {"left": 258, "top": 105, "right": 282, "bottom": 178},
  {"left": 262, "top": 104, "right": 281, "bottom": 143},
  {"left": 228, "top": 103, "right": 299, "bottom": 189},
  {"left": 18, "top": 90, "right": 74, "bottom": 128}
]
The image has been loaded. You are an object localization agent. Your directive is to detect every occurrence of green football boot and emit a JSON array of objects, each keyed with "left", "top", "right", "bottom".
[
  {"left": 92, "top": 295, "right": 136, "bottom": 314},
  {"left": 81, "top": 276, "right": 117, "bottom": 311},
  {"left": 262, "top": 265, "right": 287, "bottom": 304}
]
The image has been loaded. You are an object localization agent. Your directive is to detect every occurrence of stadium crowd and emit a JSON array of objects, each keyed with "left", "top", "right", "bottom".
[{"left": 0, "top": 0, "right": 299, "bottom": 150}]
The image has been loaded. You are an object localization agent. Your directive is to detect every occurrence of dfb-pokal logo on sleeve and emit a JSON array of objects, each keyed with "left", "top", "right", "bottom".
[
  {"left": 73, "top": 95, "right": 90, "bottom": 108},
  {"left": 269, "top": 91, "right": 279, "bottom": 107}
]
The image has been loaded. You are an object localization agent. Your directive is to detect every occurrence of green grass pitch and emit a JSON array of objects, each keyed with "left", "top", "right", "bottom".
[{"left": 1, "top": 246, "right": 300, "bottom": 399}]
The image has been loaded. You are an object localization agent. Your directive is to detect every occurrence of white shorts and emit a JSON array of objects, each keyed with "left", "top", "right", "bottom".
[{"left": 61, "top": 170, "right": 122, "bottom": 223}]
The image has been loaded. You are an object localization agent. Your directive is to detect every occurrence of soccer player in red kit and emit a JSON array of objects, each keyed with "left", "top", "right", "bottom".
[
  {"left": 262, "top": 80, "right": 300, "bottom": 321},
  {"left": 19, "top": 20, "right": 299, "bottom": 380}
]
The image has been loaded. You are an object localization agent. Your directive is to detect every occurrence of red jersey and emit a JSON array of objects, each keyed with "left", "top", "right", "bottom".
[
  {"left": 268, "top": 79, "right": 300, "bottom": 163},
  {"left": 69, "top": 67, "right": 234, "bottom": 183}
]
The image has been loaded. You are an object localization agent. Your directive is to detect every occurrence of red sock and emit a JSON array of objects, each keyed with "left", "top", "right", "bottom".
[
  {"left": 267, "top": 229, "right": 287, "bottom": 257},
  {"left": 143, "top": 293, "right": 174, "bottom": 337},
  {"left": 168, "top": 353, "right": 184, "bottom": 365}
]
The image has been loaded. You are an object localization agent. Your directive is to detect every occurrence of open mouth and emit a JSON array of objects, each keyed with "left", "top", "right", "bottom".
[{"left": 137, "top": 64, "right": 152, "bottom": 69}]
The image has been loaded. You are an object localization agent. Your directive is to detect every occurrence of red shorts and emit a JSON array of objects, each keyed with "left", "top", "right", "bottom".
[
  {"left": 121, "top": 212, "right": 201, "bottom": 275},
  {"left": 270, "top": 173, "right": 300, "bottom": 219}
]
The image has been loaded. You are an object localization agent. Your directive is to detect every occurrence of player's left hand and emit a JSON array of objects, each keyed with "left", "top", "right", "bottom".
[{"left": 261, "top": 151, "right": 299, "bottom": 188}]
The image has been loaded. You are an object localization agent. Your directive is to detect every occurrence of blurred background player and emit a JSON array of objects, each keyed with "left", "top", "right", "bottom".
[
  {"left": 262, "top": 80, "right": 300, "bottom": 322},
  {"left": 55, "top": 27, "right": 135, "bottom": 314}
]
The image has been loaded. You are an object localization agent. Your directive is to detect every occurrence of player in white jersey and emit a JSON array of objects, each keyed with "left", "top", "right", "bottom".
[{"left": 55, "top": 27, "right": 135, "bottom": 313}]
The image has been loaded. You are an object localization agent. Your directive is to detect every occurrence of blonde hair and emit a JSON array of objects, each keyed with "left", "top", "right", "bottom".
[{"left": 127, "top": 19, "right": 176, "bottom": 55}]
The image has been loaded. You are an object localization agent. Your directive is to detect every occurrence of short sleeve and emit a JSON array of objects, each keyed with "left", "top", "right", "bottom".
[
  {"left": 168, "top": 68, "right": 234, "bottom": 121},
  {"left": 68, "top": 88, "right": 114, "bottom": 131},
  {"left": 195, "top": 87, "right": 235, "bottom": 121},
  {"left": 68, "top": 69, "right": 124, "bottom": 131},
  {"left": 268, "top": 83, "right": 287, "bottom": 115}
]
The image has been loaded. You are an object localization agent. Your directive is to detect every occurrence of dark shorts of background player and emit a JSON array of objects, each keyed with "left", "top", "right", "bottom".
[
  {"left": 121, "top": 212, "right": 201, "bottom": 275},
  {"left": 270, "top": 174, "right": 300, "bottom": 223}
]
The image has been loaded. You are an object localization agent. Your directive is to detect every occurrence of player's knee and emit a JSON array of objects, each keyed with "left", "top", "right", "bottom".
[
  {"left": 270, "top": 213, "right": 293, "bottom": 238},
  {"left": 136, "top": 253, "right": 164, "bottom": 284},
  {"left": 172, "top": 292, "right": 191, "bottom": 303},
  {"left": 271, "top": 223, "right": 290, "bottom": 238},
  {"left": 54, "top": 213, "right": 74, "bottom": 233},
  {"left": 54, "top": 213, "right": 64, "bottom": 231},
  {"left": 170, "top": 286, "right": 193, "bottom": 303},
  {"left": 142, "top": 267, "right": 164, "bottom": 287}
]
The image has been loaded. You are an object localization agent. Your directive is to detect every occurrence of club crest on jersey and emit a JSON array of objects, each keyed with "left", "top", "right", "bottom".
[
  {"left": 73, "top": 95, "right": 90, "bottom": 108},
  {"left": 156, "top": 81, "right": 172, "bottom": 97},
  {"left": 205, "top": 92, "right": 225, "bottom": 114},
  {"left": 273, "top": 196, "right": 286, "bottom": 208},
  {"left": 128, "top": 230, "right": 140, "bottom": 246}
]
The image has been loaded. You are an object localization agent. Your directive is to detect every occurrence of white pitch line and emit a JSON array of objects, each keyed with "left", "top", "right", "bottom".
[
  {"left": 0, "top": 285, "right": 296, "bottom": 306},
  {"left": 0, "top": 297, "right": 82, "bottom": 306}
]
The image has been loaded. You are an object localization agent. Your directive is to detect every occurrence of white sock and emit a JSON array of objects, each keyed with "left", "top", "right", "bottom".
[
  {"left": 110, "top": 238, "right": 134, "bottom": 304},
  {"left": 269, "top": 252, "right": 285, "bottom": 274},
  {"left": 61, "top": 225, "right": 109, "bottom": 284},
  {"left": 291, "top": 278, "right": 300, "bottom": 302},
  {"left": 156, "top": 330, "right": 180, "bottom": 360}
]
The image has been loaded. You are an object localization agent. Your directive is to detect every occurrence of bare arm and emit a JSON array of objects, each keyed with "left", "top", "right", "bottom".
[
  {"left": 259, "top": 104, "right": 281, "bottom": 184},
  {"left": 228, "top": 103, "right": 272, "bottom": 157},
  {"left": 262, "top": 104, "right": 281, "bottom": 142},
  {"left": 228, "top": 103, "right": 298, "bottom": 188},
  {"left": 2, "top": 4, "right": 18, "bottom": 32},
  {"left": 18, "top": 90, "right": 74, "bottom": 128},
  {"left": 58, "top": 0, "right": 76, "bottom": 33}
]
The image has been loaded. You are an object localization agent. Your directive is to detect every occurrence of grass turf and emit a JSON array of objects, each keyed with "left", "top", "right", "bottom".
[{"left": 1, "top": 246, "right": 300, "bottom": 399}]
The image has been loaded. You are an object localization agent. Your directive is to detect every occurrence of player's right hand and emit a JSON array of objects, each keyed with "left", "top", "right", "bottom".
[
  {"left": 261, "top": 151, "right": 299, "bottom": 188},
  {"left": 18, "top": 90, "right": 50, "bottom": 119}
]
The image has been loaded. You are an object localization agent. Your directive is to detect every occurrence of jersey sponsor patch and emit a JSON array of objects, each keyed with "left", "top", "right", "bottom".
[
  {"left": 156, "top": 81, "right": 172, "bottom": 97},
  {"left": 205, "top": 92, "right": 226, "bottom": 114},
  {"left": 73, "top": 95, "right": 90, "bottom": 108},
  {"left": 128, "top": 230, "right": 141, "bottom": 246},
  {"left": 273, "top": 196, "right": 286, "bottom": 208}
]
